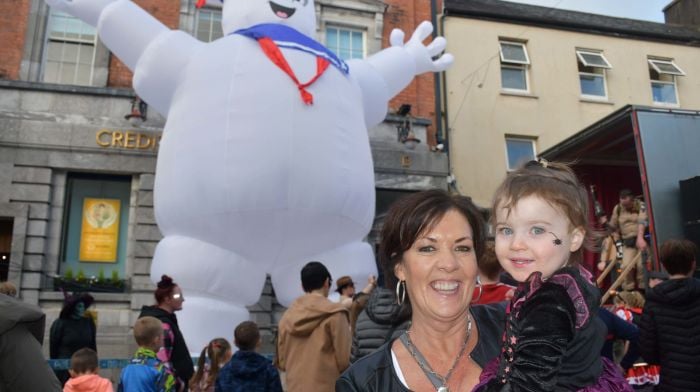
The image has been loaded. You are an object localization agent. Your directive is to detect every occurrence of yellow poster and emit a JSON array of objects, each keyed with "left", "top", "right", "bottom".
[{"left": 79, "top": 198, "right": 121, "bottom": 262}]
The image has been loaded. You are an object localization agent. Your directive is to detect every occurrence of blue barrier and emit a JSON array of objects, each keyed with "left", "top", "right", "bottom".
[
  {"left": 48, "top": 359, "right": 130, "bottom": 370},
  {"left": 48, "top": 354, "right": 274, "bottom": 370}
]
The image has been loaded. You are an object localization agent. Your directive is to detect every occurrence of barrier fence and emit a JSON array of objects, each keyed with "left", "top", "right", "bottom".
[{"left": 47, "top": 354, "right": 275, "bottom": 370}]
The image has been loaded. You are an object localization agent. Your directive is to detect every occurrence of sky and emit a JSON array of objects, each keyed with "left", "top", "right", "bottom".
[{"left": 504, "top": 0, "right": 671, "bottom": 22}]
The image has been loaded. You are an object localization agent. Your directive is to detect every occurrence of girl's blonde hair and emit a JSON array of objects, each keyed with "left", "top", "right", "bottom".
[
  {"left": 190, "top": 337, "right": 231, "bottom": 390},
  {"left": 491, "top": 160, "right": 597, "bottom": 265},
  {"left": 615, "top": 290, "right": 645, "bottom": 309}
]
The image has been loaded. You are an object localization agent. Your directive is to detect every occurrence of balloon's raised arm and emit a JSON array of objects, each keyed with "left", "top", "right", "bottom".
[
  {"left": 348, "top": 21, "right": 454, "bottom": 127},
  {"left": 44, "top": 0, "right": 171, "bottom": 72},
  {"left": 45, "top": 0, "right": 118, "bottom": 27},
  {"left": 44, "top": 0, "right": 199, "bottom": 114}
]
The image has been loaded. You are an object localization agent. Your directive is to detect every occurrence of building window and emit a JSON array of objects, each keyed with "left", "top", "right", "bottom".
[
  {"left": 648, "top": 58, "right": 684, "bottom": 105},
  {"left": 59, "top": 174, "right": 131, "bottom": 283},
  {"left": 326, "top": 26, "right": 365, "bottom": 60},
  {"left": 499, "top": 40, "right": 530, "bottom": 91},
  {"left": 505, "top": 137, "right": 536, "bottom": 171},
  {"left": 43, "top": 11, "right": 97, "bottom": 86},
  {"left": 195, "top": 8, "right": 223, "bottom": 42},
  {"left": 576, "top": 49, "right": 611, "bottom": 98}
]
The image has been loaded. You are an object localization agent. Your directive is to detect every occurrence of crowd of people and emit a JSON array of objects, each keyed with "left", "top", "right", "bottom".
[{"left": 1, "top": 159, "right": 699, "bottom": 391}]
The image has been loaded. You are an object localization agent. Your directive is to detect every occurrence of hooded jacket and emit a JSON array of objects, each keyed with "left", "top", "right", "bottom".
[
  {"left": 351, "top": 288, "right": 409, "bottom": 363},
  {"left": 215, "top": 350, "right": 282, "bottom": 392},
  {"left": 138, "top": 306, "right": 194, "bottom": 386},
  {"left": 276, "top": 293, "right": 350, "bottom": 392},
  {"left": 64, "top": 374, "right": 114, "bottom": 392},
  {"left": 0, "top": 294, "right": 62, "bottom": 392},
  {"left": 640, "top": 277, "right": 700, "bottom": 391}
]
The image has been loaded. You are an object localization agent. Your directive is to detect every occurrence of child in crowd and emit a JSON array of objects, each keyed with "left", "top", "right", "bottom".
[
  {"left": 472, "top": 241, "right": 515, "bottom": 304},
  {"left": 189, "top": 338, "right": 231, "bottom": 392},
  {"left": 613, "top": 291, "right": 644, "bottom": 323},
  {"left": 118, "top": 316, "right": 177, "bottom": 392},
  {"left": 613, "top": 291, "right": 659, "bottom": 390},
  {"left": 475, "top": 160, "right": 631, "bottom": 391},
  {"left": 215, "top": 321, "right": 282, "bottom": 392},
  {"left": 0, "top": 281, "right": 17, "bottom": 297},
  {"left": 63, "top": 348, "right": 113, "bottom": 392}
]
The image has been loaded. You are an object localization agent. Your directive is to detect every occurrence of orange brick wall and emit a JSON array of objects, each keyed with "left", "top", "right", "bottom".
[
  {"left": 383, "top": 0, "right": 441, "bottom": 145},
  {"left": 107, "top": 0, "right": 181, "bottom": 87},
  {"left": 0, "top": 0, "right": 31, "bottom": 80}
]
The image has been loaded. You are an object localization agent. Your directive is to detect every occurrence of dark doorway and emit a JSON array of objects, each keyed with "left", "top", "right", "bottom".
[{"left": 0, "top": 219, "right": 13, "bottom": 281}]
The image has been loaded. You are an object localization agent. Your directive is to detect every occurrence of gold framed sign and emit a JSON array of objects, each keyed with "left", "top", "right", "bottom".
[{"left": 79, "top": 198, "right": 121, "bottom": 262}]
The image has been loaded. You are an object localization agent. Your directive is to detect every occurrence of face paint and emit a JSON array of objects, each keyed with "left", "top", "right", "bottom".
[{"left": 73, "top": 302, "right": 86, "bottom": 319}]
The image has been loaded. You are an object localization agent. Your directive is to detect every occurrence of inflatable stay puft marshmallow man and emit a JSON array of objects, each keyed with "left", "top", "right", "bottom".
[{"left": 45, "top": 0, "right": 453, "bottom": 351}]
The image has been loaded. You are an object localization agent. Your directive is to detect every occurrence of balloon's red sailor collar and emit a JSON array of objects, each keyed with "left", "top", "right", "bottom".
[{"left": 233, "top": 23, "right": 350, "bottom": 75}]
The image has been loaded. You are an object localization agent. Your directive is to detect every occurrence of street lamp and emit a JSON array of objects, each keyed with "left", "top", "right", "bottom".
[{"left": 124, "top": 96, "right": 148, "bottom": 125}]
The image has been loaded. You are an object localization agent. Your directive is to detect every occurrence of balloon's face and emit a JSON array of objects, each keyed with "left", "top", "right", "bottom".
[{"left": 222, "top": 0, "right": 316, "bottom": 36}]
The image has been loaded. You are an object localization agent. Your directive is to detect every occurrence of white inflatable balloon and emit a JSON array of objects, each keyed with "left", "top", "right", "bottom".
[{"left": 45, "top": 0, "right": 453, "bottom": 352}]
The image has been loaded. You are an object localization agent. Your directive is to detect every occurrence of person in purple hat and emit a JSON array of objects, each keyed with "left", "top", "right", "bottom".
[{"left": 50, "top": 292, "right": 97, "bottom": 386}]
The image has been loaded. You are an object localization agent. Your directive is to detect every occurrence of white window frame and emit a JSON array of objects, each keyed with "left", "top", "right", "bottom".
[
  {"left": 499, "top": 41, "right": 530, "bottom": 65},
  {"left": 504, "top": 137, "right": 537, "bottom": 171},
  {"left": 195, "top": 7, "right": 223, "bottom": 42},
  {"left": 648, "top": 58, "right": 683, "bottom": 106},
  {"left": 576, "top": 50, "right": 612, "bottom": 69},
  {"left": 576, "top": 49, "right": 611, "bottom": 99},
  {"left": 648, "top": 59, "right": 685, "bottom": 76},
  {"left": 42, "top": 11, "right": 98, "bottom": 86},
  {"left": 325, "top": 25, "right": 366, "bottom": 60},
  {"left": 499, "top": 40, "right": 530, "bottom": 92}
]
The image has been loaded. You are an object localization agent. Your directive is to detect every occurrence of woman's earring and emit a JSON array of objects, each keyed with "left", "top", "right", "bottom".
[
  {"left": 473, "top": 276, "right": 483, "bottom": 303},
  {"left": 396, "top": 280, "right": 406, "bottom": 306}
]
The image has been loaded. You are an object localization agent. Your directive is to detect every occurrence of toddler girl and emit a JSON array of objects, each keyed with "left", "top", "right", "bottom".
[{"left": 475, "top": 160, "right": 631, "bottom": 391}]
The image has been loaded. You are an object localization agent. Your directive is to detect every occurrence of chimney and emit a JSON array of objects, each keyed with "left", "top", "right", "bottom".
[{"left": 664, "top": 0, "right": 700, "bottom": 28}]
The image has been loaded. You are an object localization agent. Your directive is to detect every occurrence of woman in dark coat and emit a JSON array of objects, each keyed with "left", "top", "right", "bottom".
[
  {"left": 49, "top": 292, "right": 97, "bottom": 385},
  {"left": 138, "top": 274, "right": 194, "bottom": 390}
]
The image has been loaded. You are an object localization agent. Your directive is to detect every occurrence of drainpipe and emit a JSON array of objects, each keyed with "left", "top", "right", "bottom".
[
  {"left": 430, "top": 0, "right": 445, "bottom": 151},
  {"left": 432, "top": 0, "right": 456, "bottom": 194}
]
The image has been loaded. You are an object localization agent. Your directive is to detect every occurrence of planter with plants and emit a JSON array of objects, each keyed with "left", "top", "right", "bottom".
[{"left": 54, "top": 267, "right": 127, "bottom": 293}]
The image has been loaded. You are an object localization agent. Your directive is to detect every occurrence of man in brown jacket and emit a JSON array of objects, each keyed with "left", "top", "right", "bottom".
[{"left": 276, "top": 261, "right": 351, "bottom": 392}]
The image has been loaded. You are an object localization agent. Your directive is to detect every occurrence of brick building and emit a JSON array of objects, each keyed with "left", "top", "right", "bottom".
[{"left": 0, "top": 0, "right": 446, "bottom": 373}]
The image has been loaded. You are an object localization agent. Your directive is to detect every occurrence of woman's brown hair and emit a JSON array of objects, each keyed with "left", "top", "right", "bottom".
[{"left": 154, "top": 275, "right": 177, "bottom": 305}]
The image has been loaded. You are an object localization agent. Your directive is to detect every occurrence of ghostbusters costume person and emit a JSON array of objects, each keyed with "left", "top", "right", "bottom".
[
  {"left": 609, "top": 189, "right": 649, "bottom": 291},
  {"left": 44, "top": 0, "right": 454, "bottom": 351}
]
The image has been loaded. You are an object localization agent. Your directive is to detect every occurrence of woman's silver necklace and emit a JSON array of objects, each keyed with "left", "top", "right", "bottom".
[{"left": 399, "top": 315, "right": 472, "bottom": 392}]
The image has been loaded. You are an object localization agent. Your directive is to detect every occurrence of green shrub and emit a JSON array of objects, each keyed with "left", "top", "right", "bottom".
[{"left": 63, "top": 267, "right": 74, "bottom": 280}]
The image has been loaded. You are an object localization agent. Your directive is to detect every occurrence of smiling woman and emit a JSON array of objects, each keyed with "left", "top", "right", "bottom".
[{"left": 337, "top": 190, "right": 506, "bottom": 392}]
